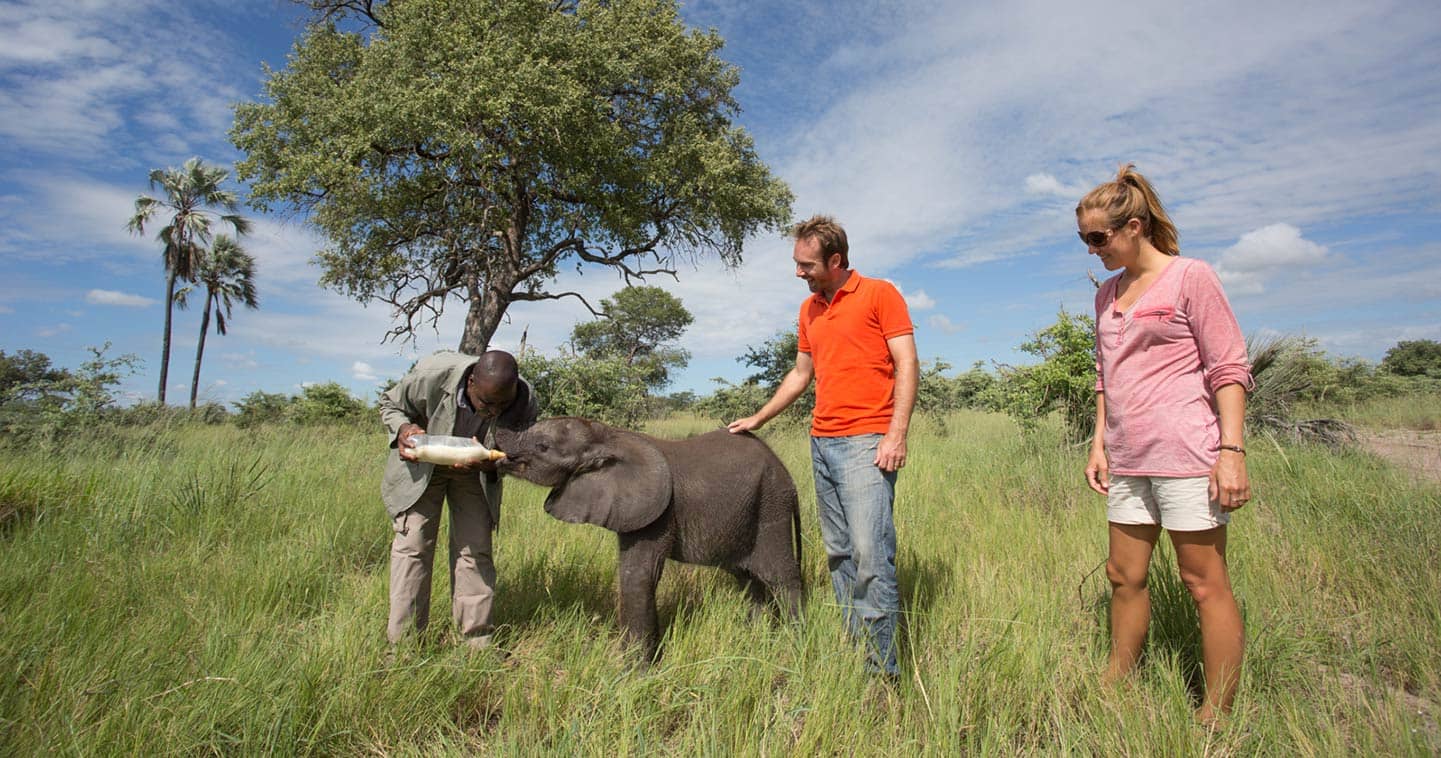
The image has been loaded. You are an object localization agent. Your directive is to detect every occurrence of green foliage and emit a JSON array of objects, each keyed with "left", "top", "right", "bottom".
[
  {"left": 233, "top": 391, "right": 293, "bottom": 429},
  {"left": 570, "top": 285, "right": 693, "bottom": 391},
  {"left": 736, "top": 327, "right": 814, "bottom": 418},
  {"left": 996, "top": 309, "right": 1097, "bottom": 441},
  {"left": 692, "top": 378, "right": 777, "bottom": 426},
  {"left": 1381, "top": 339, "right": 1441, "bottom": 378},
  {"left": 522, "top": 351, "right": 651, "bottom": 429},
  {"left": 232, "top": 0, "right": 792, "bottom": 352},
  {"left": 690, "top": 326, "right": 816, "bottom": 426},
  {"left": 917, "top": 359, "right": 999, "bottom": 416},
  {"left": 287, "top": 382, "right": 370, "bottom": 426},
  {"left": 0, "top": 349, "right": 74, "bottom": 404},
  {"left": 0, "top": 344, "right": 142, "bottom": 444},
  {"left": 741, "top": 328, "right": 799, "bottom": 389}
]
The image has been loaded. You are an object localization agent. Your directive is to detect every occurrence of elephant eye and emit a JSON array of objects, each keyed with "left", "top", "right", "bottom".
[{"left": 536, "top": 442, "right": 549, "bottom": 453}]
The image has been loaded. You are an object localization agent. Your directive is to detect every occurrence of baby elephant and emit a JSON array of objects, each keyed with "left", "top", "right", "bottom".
[{"left": 495, "top": 417, "right": 804, "bottom": 662}]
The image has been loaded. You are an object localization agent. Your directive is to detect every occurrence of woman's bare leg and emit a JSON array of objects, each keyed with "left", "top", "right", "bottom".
[
  {"left": 1170, "top": 526, "right": 1243, "bottom": 722},
  {"left": 1105, "top": 522, "right": 1161, "bottom": 683}
]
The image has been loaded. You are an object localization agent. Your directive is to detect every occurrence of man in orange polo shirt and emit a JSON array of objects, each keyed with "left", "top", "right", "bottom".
[{"left": 729, "top": 215, "right": 918, "bottom": 677}]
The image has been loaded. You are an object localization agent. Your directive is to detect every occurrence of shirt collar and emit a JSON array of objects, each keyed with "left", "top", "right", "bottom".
[
  {"left": 456, "top": 365, "right": 475, "bottom": 410},
  {"left": 810, "top": 269, "right": 859, "bottom": 306}
]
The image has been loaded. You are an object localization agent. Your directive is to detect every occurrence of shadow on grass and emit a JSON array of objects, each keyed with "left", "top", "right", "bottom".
[
  {"left": 898, "top": 552, "right": 955, "bottom": 666},
  {"left": 1144, "top": 550, "right": 1205, "bottom": 702},
  {"left": 495, "top": 547, "right": 618, "bottom": 635}
]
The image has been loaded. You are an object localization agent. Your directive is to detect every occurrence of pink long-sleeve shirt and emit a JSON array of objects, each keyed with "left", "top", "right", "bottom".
[{"left": 1094, "top": 257, "right": 1254, "bottom": 477}]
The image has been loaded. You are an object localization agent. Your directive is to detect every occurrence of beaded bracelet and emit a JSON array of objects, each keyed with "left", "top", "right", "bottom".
[{"left": 1218, "top": 444, "right": 1246, "bottom": 456}]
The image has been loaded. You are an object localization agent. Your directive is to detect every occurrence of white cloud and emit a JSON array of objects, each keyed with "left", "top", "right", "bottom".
[
  {"left": 36, "top": 323, "right": 72, "bottom": 338},
  {"left": 927, "top": 314, "right": 966, "bottom": 334},
  {"left": 352, "top": 361, "right": 379, "bottom": 382},
  {"left": 0, "top": 1, "right": 249, "bottom": 158},
  {"left": 1214, "top": 223, "right": 1329, "bottom": 295},
  {"left": 220, "top": 351, "right": 260, "bottom": 370},
  {"left": 768, "top": 0, "right": 1440, "bottom": 273},
  {"left": 901, "top": 288, "right": 935, "bottom": 311},
  {"left": 85, "top": 289, "right": 155, "bottom": 307},
  {"left": 1024, "top": 173, "right": 1086, "bottom": 198}
]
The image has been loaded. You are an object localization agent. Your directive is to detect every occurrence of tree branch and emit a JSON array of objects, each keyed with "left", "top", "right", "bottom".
[{"left": 508, "top": 289, "right": 605, "bottom": 317}]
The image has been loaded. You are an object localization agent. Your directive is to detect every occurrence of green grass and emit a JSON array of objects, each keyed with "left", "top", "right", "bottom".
[
  {"left": 1, "top": 410, "right": 1437, "bottom": 754},
  {"left": 1299, "top": 391, "right": 1441, "bottom": 431}
]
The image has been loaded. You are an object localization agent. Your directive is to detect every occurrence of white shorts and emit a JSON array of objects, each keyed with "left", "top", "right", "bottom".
[{"left": 1106, "top": 474, "right": 1230, "bottom": 532}]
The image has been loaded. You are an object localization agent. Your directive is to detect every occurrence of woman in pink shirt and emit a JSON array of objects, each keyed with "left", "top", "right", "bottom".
[{"left": 1079, "top": 164, "right": 1253, "bottom": 723}]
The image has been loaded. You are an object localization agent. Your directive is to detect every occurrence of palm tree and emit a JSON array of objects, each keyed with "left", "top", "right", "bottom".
[
  {"left": 182, "top": 235, "right": 259, "bottom": 409},
  {"left": 126, "top": 158, "right": 251, "bottom": 404}
]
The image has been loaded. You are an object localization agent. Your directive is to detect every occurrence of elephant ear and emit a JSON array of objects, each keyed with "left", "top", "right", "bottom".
[{"left": 544, "top": 432, "right": 671, "bottom": 533}]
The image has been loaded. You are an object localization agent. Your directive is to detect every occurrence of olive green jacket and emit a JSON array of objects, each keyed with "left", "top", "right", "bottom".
[{"left": 378, "top": 351, "right": 538, "bottom": 523}]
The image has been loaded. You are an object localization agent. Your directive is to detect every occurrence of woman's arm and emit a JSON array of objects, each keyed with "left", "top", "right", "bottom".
[
  {"left": 1210, "top": 383, "right": 1251, "bottom": 510},
  {"left": 1086, "top": 392, "right": 1110, "bottom": 495}
]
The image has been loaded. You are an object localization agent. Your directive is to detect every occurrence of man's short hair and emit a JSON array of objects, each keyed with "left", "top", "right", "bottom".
[
  {"left": 475, "top": 350, "right": 520, "bottom": 388},
  {"left": 790, "top": 215, "right": 849, "bottom": 269}
]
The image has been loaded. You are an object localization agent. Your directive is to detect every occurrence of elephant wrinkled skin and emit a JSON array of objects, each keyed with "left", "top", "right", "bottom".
[{"left": 495, "top": 417, "right": 804, "bottom": 662}]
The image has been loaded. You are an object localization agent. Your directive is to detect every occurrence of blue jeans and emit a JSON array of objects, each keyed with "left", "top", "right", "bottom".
[{"left": 811, "top": 434, "right": 900, "bottom": 676}]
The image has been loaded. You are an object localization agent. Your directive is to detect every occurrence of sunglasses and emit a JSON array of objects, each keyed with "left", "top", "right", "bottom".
[{"left": 1077, "top": 227, "right": 1120, "bottom": 248}]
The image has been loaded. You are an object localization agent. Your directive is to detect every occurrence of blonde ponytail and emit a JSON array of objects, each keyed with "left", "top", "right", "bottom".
[{"left": 1076, "top": 163, "right": 1180, "bottom": 255}]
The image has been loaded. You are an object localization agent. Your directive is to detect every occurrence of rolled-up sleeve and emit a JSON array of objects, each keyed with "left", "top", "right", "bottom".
[{"left": 1185, "top": 262, "right": 1254, "bottom": 394}]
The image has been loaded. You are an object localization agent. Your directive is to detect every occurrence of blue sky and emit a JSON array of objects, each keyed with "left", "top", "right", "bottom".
[{"left": 2, "top": 0, "right": 1439, "bottom": 407}]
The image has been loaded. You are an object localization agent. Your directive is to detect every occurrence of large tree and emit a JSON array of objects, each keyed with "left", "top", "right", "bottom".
[
  {"left": 178, "top": 235, "right": 259, "bottom": 409},
  {"left": 232, "top": 0, "right": 792, "bottom": 354},
  {"left": 570, "top": 285, "right": 692, "bottom": 391},
  {"left": 127, "top": 158, "right": 251, "bottom": 403}
]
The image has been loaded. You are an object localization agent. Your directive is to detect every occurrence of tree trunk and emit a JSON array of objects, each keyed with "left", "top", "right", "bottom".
[
  {"left": 458, "top": 284, "right": 507, "bottom": 355},
  {"left": 190, "top": 296, "right": 212, "bottom": 409},
  {"left": 159, "top": 270, "right": 176, "bottom": 404}
]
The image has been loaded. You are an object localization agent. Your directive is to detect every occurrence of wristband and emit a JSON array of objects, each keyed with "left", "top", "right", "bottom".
[{"left": 1218, "top": 444, "right": 1245, "bottom": 456}]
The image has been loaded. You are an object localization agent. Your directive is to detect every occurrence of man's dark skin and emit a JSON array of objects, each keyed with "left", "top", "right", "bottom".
[{"left": 395, "top": 352, "right": 520, "bottom": 472}]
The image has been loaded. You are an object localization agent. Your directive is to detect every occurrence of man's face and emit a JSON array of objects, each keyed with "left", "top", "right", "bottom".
[
  {"left": 467, "top": 375, "right": 516, "bottom": 419},
  {"left": 793, "top": 237, "right": 842, "bottom": 294}
]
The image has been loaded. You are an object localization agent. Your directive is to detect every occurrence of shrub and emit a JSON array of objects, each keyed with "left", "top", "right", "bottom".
[
  {"left": 288, "top": 382, "right": 369, "bottom": 427},
  {"left": 917, "top": 360, "right": 1000, "bottom": 416},
  {"left": 233, "top": 391, "right": 292, "bottom": 429},
  {"left": 522, "top": 352, "right": 651, "bottom": 429},
  {"left": 995, "top": 309, "right": 1096, "bottom": 442},
  {"left": 0, "top": 344, "right": 141, "bottom": 444},
  {"left": 693, "top": 379, "right": 783, "bottom": 427},
  {"left": 1379, "top": 339, "right": 1441, "bottom": 378}
]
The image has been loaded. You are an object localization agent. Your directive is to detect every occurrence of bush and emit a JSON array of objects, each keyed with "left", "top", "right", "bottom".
[
  {"left": 995, "top": 309, "right": 1096, "bottom": 442},
  {"left": 287, "top": 382, "right": 370, "bottom": 427},
  {"left": 522, "top": 352, "right": 651, "bottom": 429},
  {"left": 917, "top": 360, "right": 999, "bottom": 416},
  {"left": 0, "top": 344, "right": 141, "bottom": 444},
  {"left": 233, "top": 391, "right": 292, "bottom": 429},
  {"left": 1380, "top": 339, "right": 1441, "bottom": 378},
  {"left": 693, "top": 379, "right": 783, "bottom": 427}
]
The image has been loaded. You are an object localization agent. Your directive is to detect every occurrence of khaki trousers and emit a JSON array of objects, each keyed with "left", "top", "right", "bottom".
[{"left": 387, "top": 465, "right": 495, "bottom": 643}]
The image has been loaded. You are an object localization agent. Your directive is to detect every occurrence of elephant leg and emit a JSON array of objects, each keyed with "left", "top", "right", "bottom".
[
  {"left": 745, "top": 514, "right": 805, "bottom": 621},
  {"left": 617, "top": 525, "right": 670, "bottom": 663},
  {"left": 726, "top": 567, "right": 773, "bottom": 617}
]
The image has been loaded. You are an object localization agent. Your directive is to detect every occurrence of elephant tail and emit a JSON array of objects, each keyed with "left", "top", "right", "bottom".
[{"left": 792, "top": 495, "right": 804, "bottom": 592}]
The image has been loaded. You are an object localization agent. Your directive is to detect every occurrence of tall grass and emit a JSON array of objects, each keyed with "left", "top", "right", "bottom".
[
  {"left": 1, "top": 411, "right": 1437, "bottom": 754},
  {"left": 1299, "top": 392, "right": 1441, "bottom": 431}
]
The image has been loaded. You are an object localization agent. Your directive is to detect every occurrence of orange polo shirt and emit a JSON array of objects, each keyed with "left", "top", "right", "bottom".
[{"left": 798, "top": 270, "right": 914, "bottom": 437}]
